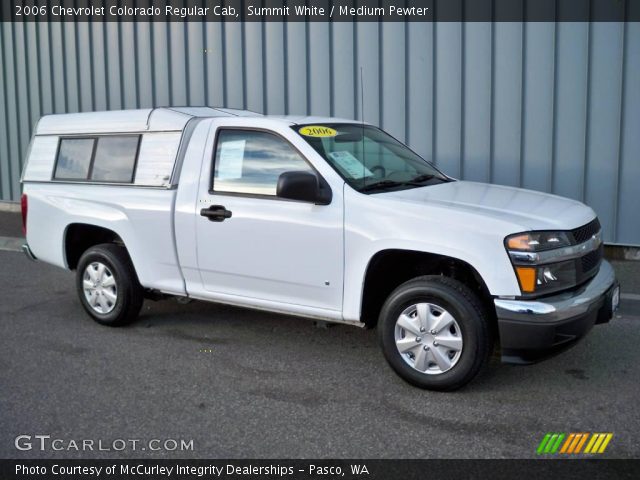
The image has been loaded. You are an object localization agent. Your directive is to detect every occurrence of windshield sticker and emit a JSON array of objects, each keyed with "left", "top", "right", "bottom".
[
  {"left": 217, "top": 139, "right": 245, "bottom": 180},
  {"left": 327, "top": 151, "right": 373, "bottom": 179},
  {"left": 299, "top": 125, "right": 338, "bottom": 138}
]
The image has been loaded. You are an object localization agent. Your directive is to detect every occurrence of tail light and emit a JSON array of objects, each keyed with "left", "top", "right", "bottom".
[{"left": 21, "top": 193, "right": 27, "bottom": 236}]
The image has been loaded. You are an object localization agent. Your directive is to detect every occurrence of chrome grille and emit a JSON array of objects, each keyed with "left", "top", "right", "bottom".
[
  {"left": 581, "top": 245, "right": 603, "bottom": 274},
  {"left": 570, "top": 218, "right": 603, "bottom": 284},
  {"left": 571, "top": 218, "right": 601, "bottom": 244}
]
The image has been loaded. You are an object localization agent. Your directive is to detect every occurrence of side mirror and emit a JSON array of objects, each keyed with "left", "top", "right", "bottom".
[{"left": 276, "top": 171, "right": 332, "bottom": 205}]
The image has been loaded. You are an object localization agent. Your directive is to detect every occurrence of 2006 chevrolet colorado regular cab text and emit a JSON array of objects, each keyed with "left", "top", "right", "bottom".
[{"left": 20, "top": 107, "right": 620, "bottom": 390}]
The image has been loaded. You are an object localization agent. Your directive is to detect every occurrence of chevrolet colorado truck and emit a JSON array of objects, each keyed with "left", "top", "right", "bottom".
[{"left": 20, "top": 107, "right": 619, "bottom": 390}]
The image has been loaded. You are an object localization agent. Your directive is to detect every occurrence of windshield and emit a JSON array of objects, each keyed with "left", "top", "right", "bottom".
[{"left": 293, "top": 124, "right": 450, "bottom": 193}]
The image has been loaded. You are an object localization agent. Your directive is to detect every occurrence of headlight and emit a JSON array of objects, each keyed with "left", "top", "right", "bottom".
[
  {"left": 505, "top": 231, "right": 578, "bottom": 295},
  {"left": 505, "top": 225, "right": 603, "bottom": 296},
  {"left": 505, "top": 231, "right": 571, "bottom": 251}
]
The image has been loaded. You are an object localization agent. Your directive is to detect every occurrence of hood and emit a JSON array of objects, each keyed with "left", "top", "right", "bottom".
[{"left": 379, "top": 180, "right": 596, "bottom": 232}]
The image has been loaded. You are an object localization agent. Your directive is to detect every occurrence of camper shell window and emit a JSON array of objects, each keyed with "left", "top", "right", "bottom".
[{"left": 53, "top": 135, "right": 141, "bottom": 183}]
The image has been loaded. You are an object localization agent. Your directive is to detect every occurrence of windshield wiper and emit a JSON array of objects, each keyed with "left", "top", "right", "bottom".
[
  {"left": 360, "top": 179, "right": 422, "bottom": 192},
  {"left": 359, "top": 174, "right": 442, "bottom": 192},
  {"left": 410, "top": 174, "right": 435, "bottom": 183}
]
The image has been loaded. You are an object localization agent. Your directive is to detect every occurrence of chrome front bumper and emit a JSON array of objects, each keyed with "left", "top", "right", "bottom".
[{"left": 494, "top": 260, "right": 618, "bottom": 363}]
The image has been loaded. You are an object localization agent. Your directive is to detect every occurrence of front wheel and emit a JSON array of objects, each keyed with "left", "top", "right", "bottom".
[
  {"left": 378, "top": 276, "right": 492, "bottom": 391},
  {"left": 76, "top": 243, "right": 144, "bottom": 326}
]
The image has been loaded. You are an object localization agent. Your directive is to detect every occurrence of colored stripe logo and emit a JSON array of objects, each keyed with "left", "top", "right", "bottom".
[{"left": 537, "top": 433, "right": 613, "bottom": 455}]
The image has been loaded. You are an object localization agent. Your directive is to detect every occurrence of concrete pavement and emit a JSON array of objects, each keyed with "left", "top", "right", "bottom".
[{"left": 0, "top": 249, "right": 638, "bottom": 459}]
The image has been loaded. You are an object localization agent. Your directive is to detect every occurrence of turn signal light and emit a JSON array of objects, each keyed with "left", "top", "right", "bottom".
[
  {"left": 515, "top": 267, "right": 536, "bottom": 293},
  {"left": 507, "top": 234, "right": 532, "bottom": 250}
]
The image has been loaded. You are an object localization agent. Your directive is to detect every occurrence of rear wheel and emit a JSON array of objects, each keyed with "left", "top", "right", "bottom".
[
  {"left": 76, "top": 243, "right": 143, "bottom": 326},
  {"left": 378, "top": 276, "right": 492, "bottom": 391}
]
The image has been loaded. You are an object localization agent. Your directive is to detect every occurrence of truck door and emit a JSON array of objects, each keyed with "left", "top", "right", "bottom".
[{"left": 194, "top": 125, "right": 344, "bottom": 316}]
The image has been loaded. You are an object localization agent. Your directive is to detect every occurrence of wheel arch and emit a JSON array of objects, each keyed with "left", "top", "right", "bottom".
[
  {"left": 359, "top": 249, "right": 496, "bottom": 330},
  {"left": 63, "top": 223, "right": 127, "bottom": 270}
]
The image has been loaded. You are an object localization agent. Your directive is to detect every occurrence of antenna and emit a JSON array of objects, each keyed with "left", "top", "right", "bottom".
[{"left": 360, "top": 66, "right": 366, "bottom": 188}]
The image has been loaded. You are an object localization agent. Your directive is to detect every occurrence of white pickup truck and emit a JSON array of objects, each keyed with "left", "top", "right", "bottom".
[{"left": 20, "top": 107, "right": 619, "bottom": 390}]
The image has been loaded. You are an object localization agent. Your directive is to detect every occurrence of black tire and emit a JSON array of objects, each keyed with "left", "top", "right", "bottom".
[
  {"left": 75, "top": 243, "right": 143, "bottom": 326},
  {"left": 378, "top": 275, "right": 492, "bottom": 391}
]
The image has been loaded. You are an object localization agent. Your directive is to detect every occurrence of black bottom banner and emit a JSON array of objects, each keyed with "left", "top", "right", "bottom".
[{"left": 1, "top": 459, "right": 638, "bottom": 480}]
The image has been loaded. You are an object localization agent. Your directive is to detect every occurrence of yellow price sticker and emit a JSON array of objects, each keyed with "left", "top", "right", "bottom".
[{"left": 298, "top": 125, "right": 338, "bottom": 138}]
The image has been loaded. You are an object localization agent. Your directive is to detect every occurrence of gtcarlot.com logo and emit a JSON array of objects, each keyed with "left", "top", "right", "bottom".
[
  {"left": 15, "top": 435, "right": 194, "bottom": 452},
  {"left": 537, "top": 432, "right": 613, "bottom": 455}
]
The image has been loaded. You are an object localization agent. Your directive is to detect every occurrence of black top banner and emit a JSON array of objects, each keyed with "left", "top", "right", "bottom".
[{"left": 2, "top": 0, "right": 638, "bottom": 22}]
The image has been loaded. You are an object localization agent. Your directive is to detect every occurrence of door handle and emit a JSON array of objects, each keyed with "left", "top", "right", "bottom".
[{"left": 200, "top": 205, "right": 233, "bottom": 222}]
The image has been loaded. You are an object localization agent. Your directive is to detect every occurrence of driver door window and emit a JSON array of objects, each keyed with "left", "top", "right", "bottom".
[{"left": 213, "top": 129, "right": 313, "bottom": 196}]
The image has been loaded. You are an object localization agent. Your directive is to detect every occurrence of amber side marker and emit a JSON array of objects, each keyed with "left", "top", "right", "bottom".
[{"left": 515, "top": 266, "right": 536, "bottom": 293}]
